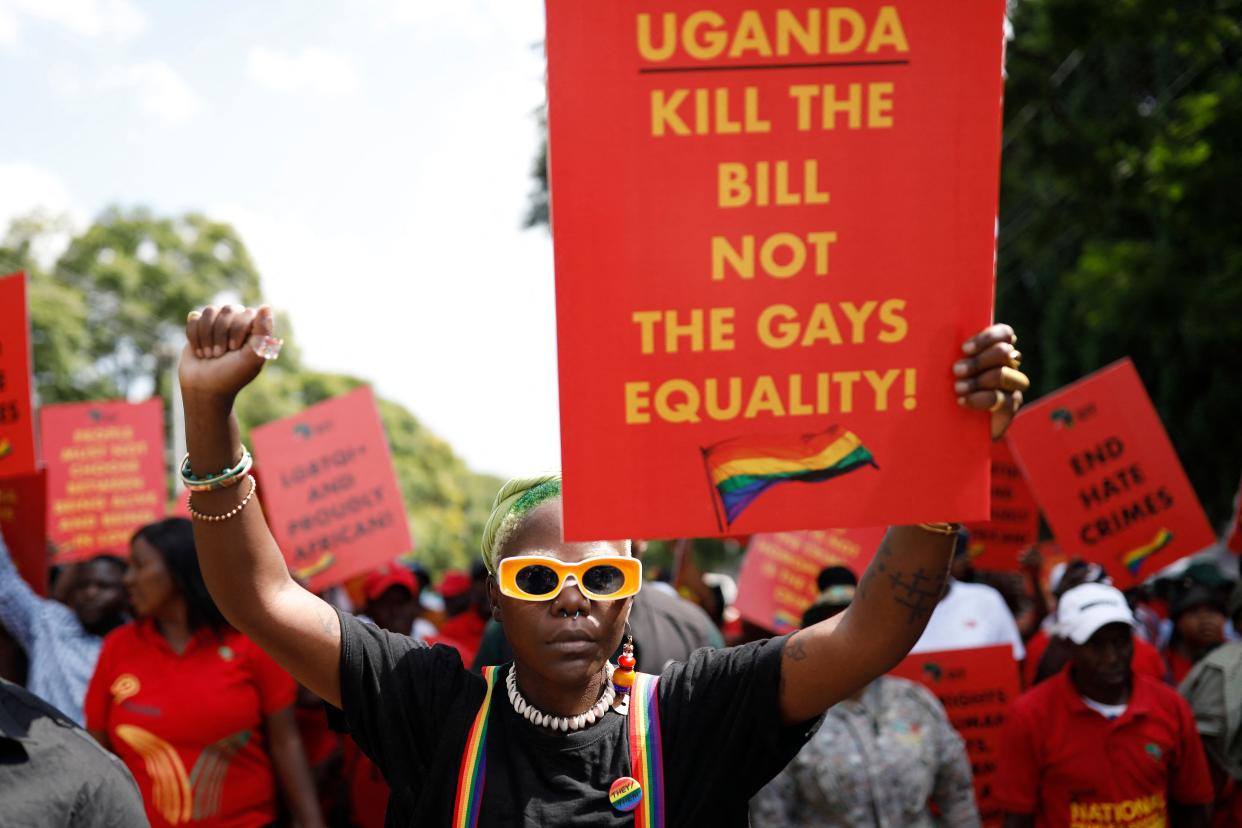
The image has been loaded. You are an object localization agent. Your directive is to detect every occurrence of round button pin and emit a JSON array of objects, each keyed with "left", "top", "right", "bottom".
[{"left": 608, "top": 776, "right": 643, "bottom": 812}]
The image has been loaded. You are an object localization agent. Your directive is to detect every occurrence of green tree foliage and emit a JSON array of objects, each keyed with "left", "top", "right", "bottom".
[
  {"left": 999, "top": 0, "right": 1242, "bottom": 525},
  {"left": 526, "top": 3, "right": 1242, "bottom": 528},
  {"left": 1, "top": 209, "right": 501, "bottom": 574},
  {"left": 4, "top": 208, "right": 263, "bottom": 404}
]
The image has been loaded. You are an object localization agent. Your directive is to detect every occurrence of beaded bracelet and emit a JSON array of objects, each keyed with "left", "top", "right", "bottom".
[
  {"left": 917, "top": 522, "right": 962, "bottom": 536},
  {"left": 180, "top": 447, "right": 253, "bottom": 493},
  {"left": 189, "top": 475, "right": 257, "bottom": 523}
]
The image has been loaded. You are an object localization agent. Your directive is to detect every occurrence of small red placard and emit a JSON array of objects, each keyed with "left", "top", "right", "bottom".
[
  {"left": 0, "top": 470, "right": 48, "bottom": 595},
  {"left": 964, "top": 440, "right": 1041, "bottom": 572},
  {"left": 890, "top": 643, "right": 1021, "bottom": 824},
  {"left": 250, "top": 386, "right": 414, "bottom": 592},
  {"left": 1006, "top": 359, "right": 1215, "bottom": 589},
  {"left": 0, "top": 272, "right": 38, "bottom": 479},
  {"left": 41, "top": 399, "right": 167, "bottom": 563},
  {"left": 734, "top": 526, "right": 886, "bottom": 633}
]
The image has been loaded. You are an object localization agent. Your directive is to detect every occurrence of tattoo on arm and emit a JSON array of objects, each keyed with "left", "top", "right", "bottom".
[
  {"left": 888, "top": 566, "right": 943, "bottom": 624},
  {"left": 318, "top": 606, "right": 336, "bottom": 636},
  {"left": 856, "top": 542, "right": 893, "bottom": 600},
  {"left": 783, "top": 631, "right": 808, "bottom": 662}
]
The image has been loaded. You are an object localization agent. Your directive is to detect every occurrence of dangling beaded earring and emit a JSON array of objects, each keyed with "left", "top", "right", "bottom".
[{"left": 613, "top": 635, "right": 636, "bottom": 698}]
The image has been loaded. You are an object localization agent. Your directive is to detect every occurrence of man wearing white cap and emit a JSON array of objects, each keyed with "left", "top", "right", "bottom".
[{"left": 993, "top": 583, "right": 1213, "bottom": 827}]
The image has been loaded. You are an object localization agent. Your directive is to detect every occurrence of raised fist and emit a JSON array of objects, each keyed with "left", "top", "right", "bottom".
[{"left": 179, "top": 304, "right": 281, "bottom": 405}]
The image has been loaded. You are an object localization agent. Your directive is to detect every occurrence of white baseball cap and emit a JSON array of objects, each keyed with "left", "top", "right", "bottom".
[{"left": 1057, "top": 583, "right": 1134, "bottom": 645}]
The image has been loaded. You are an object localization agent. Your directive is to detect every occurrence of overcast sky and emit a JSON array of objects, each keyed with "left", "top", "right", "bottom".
[{"left": 0, "top": 0, "right": 557, "bottom": 479}]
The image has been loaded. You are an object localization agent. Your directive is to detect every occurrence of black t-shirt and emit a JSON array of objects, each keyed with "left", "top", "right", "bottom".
[{"left": 335, "top": 609, "right": 817, "bottom": 826}]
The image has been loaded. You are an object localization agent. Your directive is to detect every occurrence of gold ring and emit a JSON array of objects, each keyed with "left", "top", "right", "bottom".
[
  {"left": 998, "top": 366, "right": 1030, "bottom": 393},
  {"left": 989, "top": 390, "right": 1007, "bottom": 412}
]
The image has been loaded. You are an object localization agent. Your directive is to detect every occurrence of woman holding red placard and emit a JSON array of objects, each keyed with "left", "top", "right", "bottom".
[{"left": 175, "top": 302, "right": 1026, "bottom": 826}]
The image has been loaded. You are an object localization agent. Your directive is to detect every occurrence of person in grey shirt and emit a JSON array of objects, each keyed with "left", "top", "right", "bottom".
[
  {"left": 0, "top": 676, "right": 148, "bottom": 826},
  {"left": 751, "top": 569, "right": 980, "bottom": 828}
]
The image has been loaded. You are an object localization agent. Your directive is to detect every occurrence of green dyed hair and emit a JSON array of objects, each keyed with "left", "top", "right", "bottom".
[{"left": 480, "top": 473, "right": 563, "bottom": 573}]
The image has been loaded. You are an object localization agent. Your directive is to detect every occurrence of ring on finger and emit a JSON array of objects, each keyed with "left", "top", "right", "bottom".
[
  {"left": 998, "top": 366, "right": 1030, "bottom": 393},
  {"left": 989, "top": 390, "right": 1007, "bottom": 412}
]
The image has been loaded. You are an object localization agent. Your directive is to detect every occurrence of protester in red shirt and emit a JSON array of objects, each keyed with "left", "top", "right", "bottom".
[
  {"left": 1024, "top": 561, "right": 1165, "bottom": 688},
  {"left": 995, "top": 582, "right": 1213, "bottom": 827},
  {"left": 85, "top": 518, "right": 324, "bottom": 828},
  {"left": 361, "top": 564, "right": 422, "bottom": 639},
  {"left": 427, "top": 568, "right": 488, "bottom": 666}
]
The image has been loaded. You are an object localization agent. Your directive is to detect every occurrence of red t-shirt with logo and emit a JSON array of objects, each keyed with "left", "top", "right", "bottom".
[
  {"left": 994, "top": 667, "right": 1212, "bottom": 826},
  {"left": 85, "top": 621, "right": 296, "bottom": 828}
]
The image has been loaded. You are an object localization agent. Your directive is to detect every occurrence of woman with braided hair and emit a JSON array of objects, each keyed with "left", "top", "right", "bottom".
[{"left": 177, "top": 303, "right": 1028, "bottom": 825}]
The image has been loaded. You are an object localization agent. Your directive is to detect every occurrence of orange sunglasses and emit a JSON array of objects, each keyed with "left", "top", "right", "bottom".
[{"left": 496, "top": 555, "right": 643, "bottom": 602}]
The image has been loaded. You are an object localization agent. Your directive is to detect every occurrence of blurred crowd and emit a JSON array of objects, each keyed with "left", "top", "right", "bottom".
[{"left": 2, "top": 519, "right": 1241, "bottom": 826}]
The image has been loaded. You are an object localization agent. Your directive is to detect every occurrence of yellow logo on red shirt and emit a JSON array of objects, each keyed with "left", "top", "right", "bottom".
[
  {"left": 111, "top": 674, "right": 140, "bottom": 706},
  {"left": 115, "top": 725, "right": 253, "bottom": 825},
  {"left": 1069, "top": 792, "right": 1166, "bottom": 827}
]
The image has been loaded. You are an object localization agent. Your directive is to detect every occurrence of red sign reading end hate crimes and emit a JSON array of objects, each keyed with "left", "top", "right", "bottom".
[
  {"left": 251, "top": 386, "right": 413, "bottom": 593},
  {"left": 890, "top": 644, "right": 1020, "bottom": 823},
  {"left": 41, "top": 399, "right": 166, "bottom": 562},
  {"left": 1006, "top": 359, "right": 1215, "bottom": 589},
  {"left": 548, "top": 1, "right": 1008, "bottom": 541},
  {"left": 0, "top": 272, "right": 37, "bottom": 479},
  {"left": 735, "top": 527, "right": 886, "bottom": 633}
]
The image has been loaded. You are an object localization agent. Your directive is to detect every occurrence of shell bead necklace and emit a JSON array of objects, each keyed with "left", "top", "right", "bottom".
[{"left": 506, "top": 663, "right": 617, "bottom": 732}]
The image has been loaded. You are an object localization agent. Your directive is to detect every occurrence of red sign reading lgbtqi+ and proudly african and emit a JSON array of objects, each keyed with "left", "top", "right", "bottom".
[
  {"left": 547, "top": 1, "right": 1008, "bottom": 540},
  {"left": 41, "top": 399, "right": 167, "bottom": 562},
  {"left": 0, "top": 272, "right": 38, "bottom": 479},
  {"left": 251, "top": 386, "right": 413, "bottom": 592},
  {"left": 1005, "top": 359, "right": 1215, "bottom": 589}
]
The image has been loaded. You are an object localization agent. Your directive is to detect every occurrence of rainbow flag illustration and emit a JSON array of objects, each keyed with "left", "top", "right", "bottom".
[
  {"left": 772, "top": 609, "right": 801, "bottom": 630},
  {"left": 1122, "top": 528, "right": 1173, "bottom": 576},
  {"left": 703, "top": 426, "right": 878, "bottom": 527},
  {"left": 293, "top": 552, "right": 336, "bottom": 582}
]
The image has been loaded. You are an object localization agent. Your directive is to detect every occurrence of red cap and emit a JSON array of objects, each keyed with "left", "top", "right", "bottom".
[
  {"left": 438, "top": 570, "right": 471, "bottom": 599},
  {"left": 362, "top": 565, "right": 418, "bottom": 603}
]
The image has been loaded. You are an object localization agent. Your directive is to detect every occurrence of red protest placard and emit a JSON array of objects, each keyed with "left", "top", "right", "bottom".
[
  {"left": 250, "top": 386, "right": 413, "bottom": 592},
  {"left": 0, "top": 272, "right": 38, "bottom": 479},
  {"left": 0, "top": 470, "right": 48, "bottom": 595},
  {"left": 1006, "top": 359, "right": 1215, "bottom": 589},
  {"left": 41, "top": 399, "right": 167, "bottom": 563},
  {"left": 734, "top": 527, "right": 886, "bottom": 633},
  {"left": 547, "top": 2, "right": 1007, "bottom": 540},
  {"left": 964, "top": 440, "right": 1040, "bottom": 572},
  {"left": 890, "top": 644, "right": 1020, "bottom": 824}
]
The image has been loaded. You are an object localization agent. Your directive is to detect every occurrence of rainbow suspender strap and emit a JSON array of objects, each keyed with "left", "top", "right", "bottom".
[
  {"left": 452, "top": 665, "right": 500, "bottom": 828},
  {"left": 627, "top": 672, "right": 665, "bottom": 828},
  {"left": 450, "top": 667, "right": 664, "bottom": 827}
]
